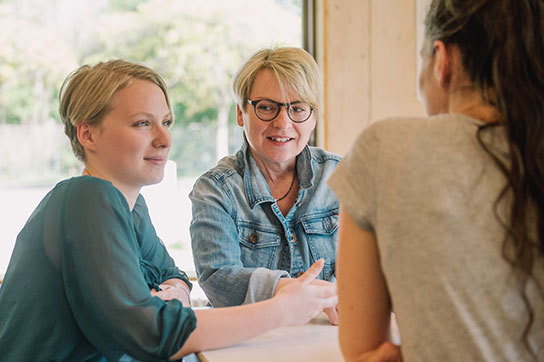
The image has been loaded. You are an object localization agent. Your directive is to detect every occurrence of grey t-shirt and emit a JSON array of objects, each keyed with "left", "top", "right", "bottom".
[{"left": 328, "top": 113, "right": 544, "bottom": 361}]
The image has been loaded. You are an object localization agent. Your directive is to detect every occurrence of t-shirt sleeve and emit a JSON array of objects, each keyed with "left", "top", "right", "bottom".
[
  {"left": 327, "top": 123, "right": 381, "bottom": 233},
  {"left": 60, "top": 178, "right": 196, "bottom": 361}
]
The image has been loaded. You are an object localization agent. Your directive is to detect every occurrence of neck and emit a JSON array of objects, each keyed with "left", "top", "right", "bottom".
[
  {"left": 449, "top": 87, "right": 500, "bottom": 124},
  {"left": 82, "top": 167, "right": 139, "bottom": 210},
  {"left": 275, "top": 165, "right": 297, "bottom": 202},
  {"left": 250, "top": 151, "right": 296, "bottom": 184}
]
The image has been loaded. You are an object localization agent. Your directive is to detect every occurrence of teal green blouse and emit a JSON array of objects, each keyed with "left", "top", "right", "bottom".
[{"left": 0, "top": 176, "right": 196, "bottom": 361}]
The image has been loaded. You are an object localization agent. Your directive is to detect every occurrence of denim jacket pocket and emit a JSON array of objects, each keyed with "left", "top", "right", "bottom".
[
  {"left": 238, "top": 223, "right": 281, "bottom": 269},
  {"left": 301, "top": 213, "right": 338, "bottom": 281}
]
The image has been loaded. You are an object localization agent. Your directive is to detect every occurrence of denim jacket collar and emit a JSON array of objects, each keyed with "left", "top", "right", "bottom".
[{"left": 241, "top": 139, "right": 315, "bottom": 209}]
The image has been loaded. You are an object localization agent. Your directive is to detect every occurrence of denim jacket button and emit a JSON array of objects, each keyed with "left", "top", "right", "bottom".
[
  {"left": 296, "top": 271, "right": 304, "bottom": 278},
  {"left": 291, "top": 233, "right": 296, "bottom": 243},
  {"left": 249, "top": 233, "right": 259, "bottom": 244}
]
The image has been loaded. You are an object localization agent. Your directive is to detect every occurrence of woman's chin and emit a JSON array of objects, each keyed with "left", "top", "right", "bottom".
[{"left": 145, "top": 173, "right": 165, "bottom": 186}]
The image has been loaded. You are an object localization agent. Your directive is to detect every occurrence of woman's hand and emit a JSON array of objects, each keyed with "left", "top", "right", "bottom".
[
  {"left": 171, "top": 260, "right": 336, "bottom": 359},
  {"left": 323, "top": 305, "right": 339, "bottom": 325},
  {"left": 274, "top": 267, "right": 339, "bottom": 325},
  {"left": 151, "top": 279, "right": 191, "bottom": 307},
  {"left": 273, "top": 259, "right": 338, "bottom": 326},
  {"left": 309, "top": 278, "right": 339, "bottom": 325}
]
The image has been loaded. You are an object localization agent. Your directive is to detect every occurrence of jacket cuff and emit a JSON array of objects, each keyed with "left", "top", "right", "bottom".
[{"left": 243, "top": 268, "right": 290, "bottom": 304}]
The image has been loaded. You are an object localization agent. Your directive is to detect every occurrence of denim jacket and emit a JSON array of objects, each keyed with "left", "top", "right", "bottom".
[{"left": 190, "top": 140, "right": 340, "bottom": 307}]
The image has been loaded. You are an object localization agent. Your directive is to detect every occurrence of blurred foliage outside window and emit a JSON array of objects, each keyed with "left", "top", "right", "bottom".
[{"left": 0, "top": 0, "right": 302, "bottom": 276}]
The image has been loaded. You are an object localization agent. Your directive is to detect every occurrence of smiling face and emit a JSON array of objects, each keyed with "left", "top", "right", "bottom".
[
  {"left": 237, "top": 69, "right": 316, "bottom": 168},
  {"left": 81, "top": 78, "right": 172, "bottom": 197}
]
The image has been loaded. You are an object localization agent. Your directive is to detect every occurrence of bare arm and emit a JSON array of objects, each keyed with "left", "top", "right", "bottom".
[
  {"left": 337, "top": 206, "right": 392, "bottom": 360},
  {"left": 170, "top": 259, "right": 337, "bottom": 360}
]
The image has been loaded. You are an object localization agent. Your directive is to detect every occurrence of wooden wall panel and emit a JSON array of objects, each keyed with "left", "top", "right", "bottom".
[
  {"left": 321, "top": 0, "right": 371, "bottom": 154},
  {"left": 320, "top": 0, "right": 425, "bottom": 155},
  {"left": 370, "top": 0, "right": 422, "bottom": 122}
]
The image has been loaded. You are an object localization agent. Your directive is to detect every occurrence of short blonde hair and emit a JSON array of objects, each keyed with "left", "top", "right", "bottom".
[
  {"left": 233, "top": 47, "right": 323, "bottom": 115},
  {"left": 59, "top": 59, "right": 171, "bottom": 161}
]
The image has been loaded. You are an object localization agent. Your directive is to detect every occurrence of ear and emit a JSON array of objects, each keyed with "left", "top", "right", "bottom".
[
  {"left": 432, "top": 40, "right": 451, "bottom": 89},
  {"left": 76, "top": 122, "right": 97, "bottom": 153},
  {"left": 236, "top": 104, "right": 245, "bottom": 127}
]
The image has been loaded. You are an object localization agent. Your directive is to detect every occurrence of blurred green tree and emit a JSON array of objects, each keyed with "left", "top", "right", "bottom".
[
  {"left": 86, "top": 0, "right": 301, "bottom": 174},
  {"left": 0, "top": 0, "right": 301, "bottom": 181}
]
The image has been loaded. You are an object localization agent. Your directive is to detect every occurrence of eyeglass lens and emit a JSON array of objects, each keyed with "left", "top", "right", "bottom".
[{"left": 254, "top": 100, "right": 312, "bottom": 122}]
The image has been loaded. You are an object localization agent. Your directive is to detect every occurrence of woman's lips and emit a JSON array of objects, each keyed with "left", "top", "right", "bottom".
[
  {"left": 144, "top": 156, "right": 167, "bottom": 165},
  {"left": 268, "top": 136, "right": 293, "bottom": 142}
]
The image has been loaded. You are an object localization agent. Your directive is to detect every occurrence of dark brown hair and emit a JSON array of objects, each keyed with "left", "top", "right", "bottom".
[{"left": 425, "top": 0, "right": 544, "bottom": 357}]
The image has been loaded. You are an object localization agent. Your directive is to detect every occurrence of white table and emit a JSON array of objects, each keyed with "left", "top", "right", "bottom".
[{"left": 196, "top": 313, "right": 343, "bottom": 362}]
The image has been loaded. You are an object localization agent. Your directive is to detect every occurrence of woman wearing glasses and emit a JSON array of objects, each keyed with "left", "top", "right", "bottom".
[{"left": 190, "top": 47, "right": 340, "bottom": 324}]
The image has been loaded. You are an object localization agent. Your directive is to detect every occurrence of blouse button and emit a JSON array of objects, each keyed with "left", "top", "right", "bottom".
[
  {"left": 291, "top": 233, "right": 296, "bottom": 243},
  {"left": 296, "top": 271, "right": 304, "bottom": 278},
  {"left": 249, "top": 233, "right": 259, "bottom": 244}
]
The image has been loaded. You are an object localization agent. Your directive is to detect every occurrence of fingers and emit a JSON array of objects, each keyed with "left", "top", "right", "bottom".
[
  {"left": 323, "top": 306, "right": 339, "bottom": 325},
  {"left": 321, "top": 295, "right": 338, "bottom": 309},
  {"left": 298, "top": 258, "right": 324, "bottom": 284},
  {"left": 314, "top": 282, "right": 337, "bottom": 298},
  {"left": 310, "top": 278, "right": 335, "bottom": 286}
]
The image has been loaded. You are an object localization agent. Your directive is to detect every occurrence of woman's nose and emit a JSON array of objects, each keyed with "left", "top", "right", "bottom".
[
  {"left": 272, "top": 106, "right": 292, "bottom": 128},
  {"left": 153, "top": 125, "right": 172, "bottom": 148}
]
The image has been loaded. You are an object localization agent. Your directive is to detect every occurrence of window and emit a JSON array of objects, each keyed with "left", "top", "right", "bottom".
[{"left": 0, "top": 0, "right": 304, "bottom": 282}]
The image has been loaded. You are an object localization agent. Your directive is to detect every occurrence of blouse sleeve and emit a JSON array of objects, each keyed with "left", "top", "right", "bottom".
[
  {"left": 327, "top": 122, "right": 381, "bottom": 232},
  {"left": 132, "top": 195, "right": 192, "bottom": 290},
  {"left": 60, "top": 178, "right": 196, "bottom": 361}
]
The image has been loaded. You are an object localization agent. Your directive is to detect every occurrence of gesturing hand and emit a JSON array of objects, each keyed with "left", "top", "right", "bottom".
[
  {"left": 274, "top": 263, "right": 339, "bottom": 325},
  {"left": 274, "top": 259, "right": 338, "bottom": 326},
  {"left": 308, "top": 278, "right": 338, "bottom": 325}
]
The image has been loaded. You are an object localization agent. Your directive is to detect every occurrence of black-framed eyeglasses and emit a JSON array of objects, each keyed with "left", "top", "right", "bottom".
[{"left": 247, "top": 99, "right": 313, "bottom": 123}]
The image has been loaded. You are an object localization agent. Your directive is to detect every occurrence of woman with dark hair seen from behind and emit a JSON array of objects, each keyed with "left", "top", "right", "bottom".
[
  {"left": 329, "top": 0, "right": 544, "bottom": 360},
  {"left": 0, "top": 59, "right": 336, "bottom": 361}
]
